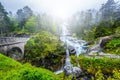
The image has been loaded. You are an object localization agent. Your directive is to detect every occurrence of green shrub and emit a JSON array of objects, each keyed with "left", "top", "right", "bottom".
[
  {"left": 95, "top": 69, "right": 105, "bottom": 80},
  {"left": 82, "top": 26, "right": 96, "bottom": 41},
  {"left": 71, "top": 55, "right": 120, "bottom": 79},
  {"left": 3, "top": 64, "right": 59, "bottom": 80},
  {"left": 104, "top": 38, "right": 120, "bottom": 55},
  {"left": 71, "top": 55, "right": 120, "bottom": 75},
  {"left": 113, "top": 69, "right": 120, "bottom": 80},
  {"left": 24, "top": 31, "right": 65, "bottom": 70},
  {"left": 115, "top": 27, "right": 120, "bottom": 36},
  {"left": 25, "top": 31, "right": 65, "bottom": 59},
  {"left": 94, "top": 21, "right": 114, "bottom": 38},
  {"left": 0, "top": 54, "right": 59, "bottom": 80},
  {"left": 95, "top": 26, "right": 113, "bottom": 38}
]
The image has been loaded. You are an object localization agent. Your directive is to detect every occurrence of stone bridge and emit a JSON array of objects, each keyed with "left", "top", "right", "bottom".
[{"left": 0, "top": 37, "right": 30, "bottom": 60}]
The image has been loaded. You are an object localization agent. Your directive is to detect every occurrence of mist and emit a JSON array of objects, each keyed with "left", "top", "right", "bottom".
[{"left": 1, "top": 0, "right": 119, "bottom": 17}]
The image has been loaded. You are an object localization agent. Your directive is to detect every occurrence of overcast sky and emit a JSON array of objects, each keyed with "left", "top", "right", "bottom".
[{"left": 0, "top": 0, "right": 119, "bottom": 18}]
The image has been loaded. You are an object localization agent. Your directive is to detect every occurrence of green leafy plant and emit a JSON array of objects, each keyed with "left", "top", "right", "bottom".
[
  {"left": 71, "top": 55, "right": 120, "bottom": 75},
  {"left": 104, "top": 38, "right": 120, "bottom": 55},
  {"left": 0, "top": 54, "right": 59, "bottom": 80},
  {"left": 25, "top": 31, "right": 65, "bottom": 71}
]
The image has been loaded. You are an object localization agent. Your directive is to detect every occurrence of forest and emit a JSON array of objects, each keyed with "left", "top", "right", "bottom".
[{"left": 0, "top": 0, "right": 120, "bottom": 80}]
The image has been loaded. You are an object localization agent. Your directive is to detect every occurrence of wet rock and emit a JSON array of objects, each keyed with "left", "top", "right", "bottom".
[
  {"left": 88, "top": 45, "right": 102, "bottom": 55},
  {"left": 72, "top": 67, "right": 82, "bottom": 77},
  {"left": 64, "top": 65, "right": 73, "bottom": 76},
  {"left": 99, "top": 36, "right": 112, "bottom": 48},
  {"left": 98, "top": 52, "right": 105, "bottom": 56},
  {"left": 69, "top": 48, "right": 76, "bottom": 54},
  {"left": 88, "top": 51, "right": 99, "bottom": 56},
  {"left": 84, "top": 41, "right": 92, "bottom": 46},
  {"left": 87, "top": 36, "right": 112, "bottom": 56},
  {"left": 83, "top": 76, "right": 92, "bottom": 80},
  {"left": 64, "top": 65, "right": 82, "bottom": 78}
]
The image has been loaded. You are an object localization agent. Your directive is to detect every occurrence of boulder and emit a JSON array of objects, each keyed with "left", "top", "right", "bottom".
[
  {"left": 99, "top": 36, "right": 112, "bottom": 48},
  {"left": 88, "top": 45, "right": 101, "bottom": 53},
  {"left": 64, "top": 65, "right": 82, "bottom": 78},
  {"left": 72, "top": 67, "right": 82, "bottom": 78},
  {"left": 87, "top": 36, "right": 112, "bottom": 55},
  {"left": 69, "top": 48, "right": 76, "bottom": 54}
]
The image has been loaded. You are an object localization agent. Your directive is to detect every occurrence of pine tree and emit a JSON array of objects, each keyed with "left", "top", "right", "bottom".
[
  {"left": 100, "top": 0, "right": 116, "bottom": 21},
  {"left": 16, "top": 6, "right": 33, "bottom": 30},
  {"left": 0, "top": 2, "right": 11, "bottom": 36}
]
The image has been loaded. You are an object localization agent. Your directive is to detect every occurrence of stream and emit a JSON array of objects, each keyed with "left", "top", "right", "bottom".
[{"left": 55, "top": 23, "right": 87, "bottom": 77}]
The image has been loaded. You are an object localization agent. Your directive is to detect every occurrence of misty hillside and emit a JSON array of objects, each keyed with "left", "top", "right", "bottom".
[{"left": 0, "top": 0, "right": 120, "bottom": 80}]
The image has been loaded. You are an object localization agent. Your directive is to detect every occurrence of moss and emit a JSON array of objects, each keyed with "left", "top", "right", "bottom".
[
  {"left": 0, "top": 54, "right": 21, "bottom": 71},
  {"left": 0, "top": 54, "right": 59, "bottom": 80}
]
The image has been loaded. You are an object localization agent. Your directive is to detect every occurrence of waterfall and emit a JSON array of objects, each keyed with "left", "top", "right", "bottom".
[
  {"left": 65, "top": 49, "right": 71, "bottom": 64},
  {"left": 55, "top": 23, "right": 86, "bottom": 77},
  {"left": 55, "top": 22, "right": 87, "bottom": 77}
]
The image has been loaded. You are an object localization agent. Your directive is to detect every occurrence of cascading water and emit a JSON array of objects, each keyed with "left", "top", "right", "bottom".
[
  {"left": 55, "top": 23, "right": 87, "bottom": 77},
  {"left": 65, "top": 49, "right": 71, "bottom": 65}
]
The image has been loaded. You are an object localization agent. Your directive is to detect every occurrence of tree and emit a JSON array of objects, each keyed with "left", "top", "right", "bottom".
[
  {"left": 67, "top": 9, "right": 97, "bottom": 39},
  {"left": 25, "top": 16, "right": 37, "bottom": 33},
  {"left": 16, "top": 9, "right": 25, "bottom": 29},
  {"left": 16, "top": 6, "right": 33, "bottom": 30},
  {"left": 0, "top": 2, "right": 12, "bottom": 36},
  {"left": 100, "top": 0, "right": 116, "bottom": 21},
  {"left": 35, "top": 13, "right": 59, "bottom": 35},
  {"left": 23, "top": 6, "right": 33, "bottom": 20}
]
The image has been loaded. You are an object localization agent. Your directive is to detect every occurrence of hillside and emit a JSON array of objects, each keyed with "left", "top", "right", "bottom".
[{"left": 0, "top": 54, "right": 59, "bottom": 80}]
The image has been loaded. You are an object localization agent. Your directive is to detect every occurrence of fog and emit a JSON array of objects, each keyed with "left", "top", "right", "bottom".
[{"left": 0, "top": 0, "right": 119, "bottom": 18}]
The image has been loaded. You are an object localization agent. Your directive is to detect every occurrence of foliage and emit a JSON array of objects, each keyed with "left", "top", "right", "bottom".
[
  {"left": 25, "top": 16, "right": 37, "bottom": 33},
  {"left": 36, "top": 14, "right": 59, "bottom": 35},
  {"left": 115, "top": 26, "right": 120, "bottom": 37},
  {"left": 12, "top": 11, "right": 59, "bottom": 35},
  {"left": 0, "top": 54, "right": 59, "bottom": 80},
  {"left": 25, "top": 31, "right": 64, "bottom": 59},
  {"left": 67, "top": 0, "right": 120, "bottom": 41},
  {"left": 25, "top": 31, "right": 65, "bottom": 70},
  {"left": 112, "top": 69, "right": 120, "bottom": 79},
  {"left": 104, "top": 38, "right": 120, "bottom": 55},
  {"left": 100, "top": 0, "right": 116, "bottom": 21},
  {"left": 71, "top": 55, "right": 120, "bottom": 79},
  {"left": 71, "top": 55, "right": 120, "bottom": 75},
  {"left": 57, "top": 72, "right": 73, "bottom": 80},
  {"left": 16, "top": 6, "right": 33, "bottom": 30},
  {"left": 0, "top": 2, "right": 13, "bottom": 35},
  {"left": 0, "top": 54, "right": 21, "bottom": 72},
  {"left": 95, "top": 69, "right": 105, "bottom": 80},
  {"left": 82, "top": 26, "right": 96, "bottom": 41},
  {"left": 94, "top": 21, "right": 114, "bottom": 38}
]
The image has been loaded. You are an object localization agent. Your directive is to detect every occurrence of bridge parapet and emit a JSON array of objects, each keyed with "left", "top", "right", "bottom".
[
  {"left": 0, "top": 37, "right": 30, "bottom": 45},
  {"left": 14, "top": 37, "right": 30, "bottom": 42},
  {"left": 0, "top": 37, "right": 15, "bottom": 44}
]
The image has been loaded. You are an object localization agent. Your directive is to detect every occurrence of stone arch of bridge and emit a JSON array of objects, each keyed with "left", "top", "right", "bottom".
[{"left": 7, "top": 47, "right": 24, "bottom": 60}]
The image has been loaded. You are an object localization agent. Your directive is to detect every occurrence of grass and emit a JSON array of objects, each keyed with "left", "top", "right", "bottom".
[{"left": 0, "top": 54, "right": 59, "bottom": 80}]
